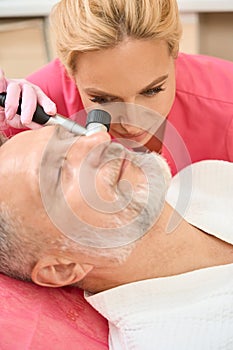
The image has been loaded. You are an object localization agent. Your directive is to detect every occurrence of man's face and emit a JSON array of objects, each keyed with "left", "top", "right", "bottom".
[
  {"left": 0, "top": 126, "right": 170, "bottom": 248},
  {"left": 75, "top": 38, "right": 176, "bottom": 147}
]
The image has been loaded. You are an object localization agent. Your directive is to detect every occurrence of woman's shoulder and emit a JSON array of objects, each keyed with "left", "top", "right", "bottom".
[
  {"left": 175, "top": 53, "right": 233, "bottom": 104},
  {"left": 27, "top": 58, "right": 82, "bottom": 116},
  {"left": 27, "top": 58, "right": 66, "bottom": 86},
  {"left": 27, "top": 58, "right": 78, "bottom": 95}
]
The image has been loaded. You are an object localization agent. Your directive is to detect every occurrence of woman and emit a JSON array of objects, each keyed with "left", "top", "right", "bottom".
[{"left": 0, "top": 0, "right": 233, "bottom": 175}]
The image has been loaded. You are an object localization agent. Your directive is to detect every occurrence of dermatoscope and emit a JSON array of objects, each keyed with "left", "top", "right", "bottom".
[{"left": 0, "top": 92, "right": 111, "bottom": 135}]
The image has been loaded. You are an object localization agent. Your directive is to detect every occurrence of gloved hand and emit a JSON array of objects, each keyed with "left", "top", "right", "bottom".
[{"left": 0, "top": 69, "right": 57, "bottom": 130}]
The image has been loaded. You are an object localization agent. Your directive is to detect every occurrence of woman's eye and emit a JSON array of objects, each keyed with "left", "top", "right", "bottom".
[
  {"left": 89, "top": 96, "right": 110, "bottom": 104},
  {"left": 143, "top": 85, "right": 165, "bottom": 97}
]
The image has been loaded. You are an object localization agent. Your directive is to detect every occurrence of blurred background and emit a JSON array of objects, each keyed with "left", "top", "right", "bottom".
[{"left": 0, "top": 0, "right": 233, "bottom": 78}]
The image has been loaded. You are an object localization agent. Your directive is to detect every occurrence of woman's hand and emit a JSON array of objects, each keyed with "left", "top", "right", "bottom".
[{"left": 0, "top": 69, "right": 57, "bottom": 129}]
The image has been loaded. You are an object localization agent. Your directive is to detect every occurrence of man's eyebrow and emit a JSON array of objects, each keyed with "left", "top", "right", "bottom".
[{"left": 84, "top": 74, "right": 168, "bottom": 97}]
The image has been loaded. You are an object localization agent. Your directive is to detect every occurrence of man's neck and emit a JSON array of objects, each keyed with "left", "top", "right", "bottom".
[
  {"left": 84, "top": 204, "right": 233, "bottom": 293},
  {"left": 129, "top": 204, "right": 233, "bottom": 279}
]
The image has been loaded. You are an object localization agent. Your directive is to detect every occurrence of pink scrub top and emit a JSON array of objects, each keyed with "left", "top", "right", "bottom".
[{"left": 163, "top": 53, "right": 233, "bottom": 174}]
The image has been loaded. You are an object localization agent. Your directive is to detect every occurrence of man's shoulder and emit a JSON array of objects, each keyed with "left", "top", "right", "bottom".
[{"left": 166, "top": 160, "right": 233, "bottom": 244}]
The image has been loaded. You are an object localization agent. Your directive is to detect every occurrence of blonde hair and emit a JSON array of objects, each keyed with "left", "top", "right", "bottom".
[{"left": 50, "top": 0, "right": 182, "bottom": 76}]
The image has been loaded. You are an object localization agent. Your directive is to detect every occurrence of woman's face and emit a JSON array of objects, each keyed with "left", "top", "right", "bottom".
[{"left": 75, "top": 39, "right": 176, "bottom": 147}]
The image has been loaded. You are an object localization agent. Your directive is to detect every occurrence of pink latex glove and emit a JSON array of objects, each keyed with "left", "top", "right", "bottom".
[{"left": 0, "top": 69, "right": 57, "bottom": 130}]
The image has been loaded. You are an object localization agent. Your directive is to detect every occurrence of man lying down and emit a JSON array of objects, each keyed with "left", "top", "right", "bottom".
[{"left": 0, "top": 126, "right": 232, "bottom": 350}]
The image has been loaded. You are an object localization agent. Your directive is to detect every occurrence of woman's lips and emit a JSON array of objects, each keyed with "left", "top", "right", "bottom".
[{"left": 111, "top": 130, "right": 150, "bottom": 144}]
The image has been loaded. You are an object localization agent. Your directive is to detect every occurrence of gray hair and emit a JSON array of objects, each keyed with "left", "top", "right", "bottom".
[
  {"left": 0, "top": 203, "right": 37, "bottom": 281},
  {"left": 0, "top": 202, "right": 135, "bottom": 282},
  {"left": 0, "top": 132, "right": 7, "bottom": 146}
]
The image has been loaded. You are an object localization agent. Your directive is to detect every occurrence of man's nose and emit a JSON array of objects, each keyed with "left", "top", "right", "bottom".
[
  {"left": 85, "top": 130, "right": 111, "bottom": 147},
  {"left": 70, "top": 131, "right": 112, "bottom": 166}
]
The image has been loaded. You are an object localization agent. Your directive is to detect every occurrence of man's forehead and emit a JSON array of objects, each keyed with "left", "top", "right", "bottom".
[
  {"left": 1, "top": 126, "right": 59, "bottom": 153},
  {"left": 0, "top": 128, "right": 51, "bottom": 177}
]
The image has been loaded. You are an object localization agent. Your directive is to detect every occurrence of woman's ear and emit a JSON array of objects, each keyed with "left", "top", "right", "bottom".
[{"left": 31, "top": 256, "right": 93, "bottom": 288}]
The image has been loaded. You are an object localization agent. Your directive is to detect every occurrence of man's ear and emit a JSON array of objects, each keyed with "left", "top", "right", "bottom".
[{"left": 31, "top": 256, "right": 93, "bottom": 288}]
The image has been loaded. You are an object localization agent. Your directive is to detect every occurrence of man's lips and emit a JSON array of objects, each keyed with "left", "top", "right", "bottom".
[
  {"left": 97, "top": 143, "right": 130, "bottom": 184},
  {"left": 117, "top": 157, "right": 127, "bottom": 181}
]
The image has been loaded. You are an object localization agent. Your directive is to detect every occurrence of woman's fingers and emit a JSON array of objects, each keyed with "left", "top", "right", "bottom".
[
  {"left": 34, "top": 84, "right": 57, "bottom": 116},
  {"left": 0, "top": 69, "right": 7, "bottom": 92},
  {"left": 20, "top": 83, "right": 38, "bottom": 124},
  {"left": 5, "top": 82, "right": 21, "bottom": 120},
  {"left": 0, "top": 72, "right": 57, "bottom": 128}
]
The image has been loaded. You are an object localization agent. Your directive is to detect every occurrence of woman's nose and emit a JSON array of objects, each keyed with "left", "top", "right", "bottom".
[
  {"left": 120, "top": 121, "right": 143, "bottom": 134},
  {"left": 110, "top": 102, "right": 145, "bottom": 133}
]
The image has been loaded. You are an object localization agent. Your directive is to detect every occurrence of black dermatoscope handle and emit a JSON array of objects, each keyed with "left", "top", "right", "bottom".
[
  {"left": 0, "top": 91, "right": 50, "bottom": 124},
  {"left": 0, "top": 92, "right": 111, "bottom": 135}
]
